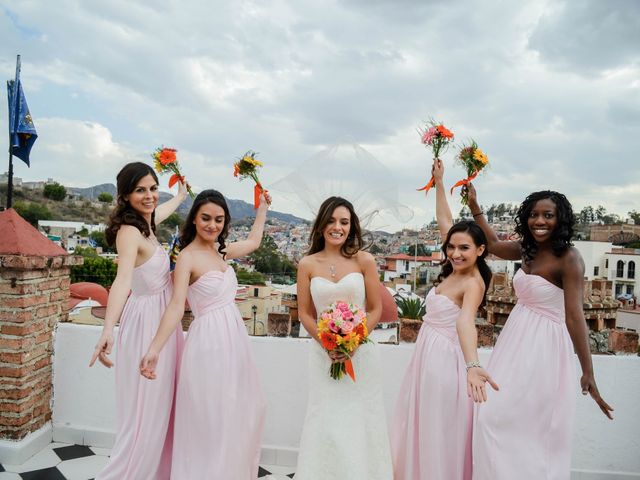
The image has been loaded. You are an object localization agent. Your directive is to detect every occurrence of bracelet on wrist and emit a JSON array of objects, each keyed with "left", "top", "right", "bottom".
[
  {"left": 465, "top": 360, "right": 482, "bottom": 371},
  {"left": 472, "top": 211, "right": 483, "bottom": 218}
]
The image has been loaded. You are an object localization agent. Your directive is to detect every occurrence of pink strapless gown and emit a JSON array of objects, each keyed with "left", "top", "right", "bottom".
[
  {"left": 171, "top": 267, "right": 266, "bottom": 480},
  {"left": 473, "top": 269, "right": 576, "bottom": 480},
  {"left": 97, "top": 246, "right": 183, "bottom": 480},
  {"left": 391, "top": 288, "right": 472, "bottom": 480}
]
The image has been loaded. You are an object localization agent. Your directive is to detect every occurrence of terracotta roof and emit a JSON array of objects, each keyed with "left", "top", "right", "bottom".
[
  {"left": 0, "top": 208, "right": 67, "bottom": 256},
  {"left": 69, "top": 282, "right": 109, "bottom": 306}
]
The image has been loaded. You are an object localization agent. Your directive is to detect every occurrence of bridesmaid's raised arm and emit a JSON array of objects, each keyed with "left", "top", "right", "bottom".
[
  {"left": 224, "top": 192, "right": 271, "bottom": 260},
  {"left": 432, "top": 158, "right": 453, "bottom": 241}
]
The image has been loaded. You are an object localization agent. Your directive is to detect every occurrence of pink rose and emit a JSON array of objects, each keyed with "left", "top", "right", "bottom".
[
  {"left": 337, "top": 302, "right": 350, "bottom": 312},
  {"left": 328, "top": 319, "right": 340, "bottom": 333},
  {"left": 340, "top": 321, "right": 354, "bottom": 334},
  {"left": 353, "top": 312, "right": 364, "bottom": 325},
  {"left": 342, "top": 309, "right": 354, "bottom": 321}
]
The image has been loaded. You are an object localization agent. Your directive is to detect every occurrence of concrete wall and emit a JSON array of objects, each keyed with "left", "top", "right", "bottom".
[{"left": 53, "top": 323, "right": 640, "bottom": 478}]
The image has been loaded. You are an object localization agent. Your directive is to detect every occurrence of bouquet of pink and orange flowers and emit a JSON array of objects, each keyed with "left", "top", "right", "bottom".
[
  {"left": 417, "top": 119, "right": 454, "bottom": 195},
  {"left": 152, "top": 146, "right": 195, "bottom": 198},
  {"left": 452, "top": 140, "right": 489, "bottom": 205},
  {"left": 317, "top": 301, "right": 371, "bottom": 381}
]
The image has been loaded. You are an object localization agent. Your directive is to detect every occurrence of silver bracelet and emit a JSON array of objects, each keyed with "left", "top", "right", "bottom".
[{"left": 465, "top": 361, "right": 482, "bottom": 371}]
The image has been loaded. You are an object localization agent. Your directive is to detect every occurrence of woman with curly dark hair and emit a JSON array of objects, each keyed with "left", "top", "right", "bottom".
[
  {"left": 466, "top": 184, "right": 613, "bottom": 480},
  {"left": 90, "top": 161, "right": 188, "bottom": 480},
  {"left": 140, "top": 189, "right": 270, "bottom": 479}
]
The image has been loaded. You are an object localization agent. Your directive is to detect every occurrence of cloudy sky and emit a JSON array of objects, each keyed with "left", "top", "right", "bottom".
[{"left": 1, "top": 0, "right": 639, "bottom": 231}]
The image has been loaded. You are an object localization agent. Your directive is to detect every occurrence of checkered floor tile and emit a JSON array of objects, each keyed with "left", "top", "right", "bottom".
[{"left": 0, "top": 443, "right": 295, "bottom": 479}]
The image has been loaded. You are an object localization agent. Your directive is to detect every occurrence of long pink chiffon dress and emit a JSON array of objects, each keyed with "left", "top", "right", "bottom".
[
  {"left": 473, "top": 269, "right": 576, "bottom": 480},
  {"left": 170, "top": 267, "right": 266, "bottom": 479},
  {"left": 390, "top": 288, "right": 473, "bottom": 480},
  {"left": 97, "top": 246, "right": 183, "bottom": 480}
]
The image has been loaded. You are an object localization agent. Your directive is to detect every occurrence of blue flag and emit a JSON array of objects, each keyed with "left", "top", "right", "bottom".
[{"left": 7, "top": 61, "right": 37, "bottom": 166}]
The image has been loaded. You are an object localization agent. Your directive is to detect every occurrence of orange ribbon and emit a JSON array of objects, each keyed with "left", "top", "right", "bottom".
[
  {"left": 344, "top": 358, "right": 356, "bottom": 382},
  {"left": 253, "top": 183, "right": 262, "bottom": 209},
  {"left": 450, "top": 169, "right": 479, "bottom": 195},
  {"left": 417, "top": 175, "right": 435, "bottom": 195},
  {"left": 168, "top": 173, "right": 184, "bottom": 188}
]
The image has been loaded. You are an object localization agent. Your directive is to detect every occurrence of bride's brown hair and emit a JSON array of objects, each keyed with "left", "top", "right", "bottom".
[{"left": 307, "top": 196, "right": 363, "bottom": 257}]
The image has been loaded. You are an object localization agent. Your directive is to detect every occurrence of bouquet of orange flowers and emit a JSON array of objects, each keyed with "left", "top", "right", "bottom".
[
  {"left": 152, "top": 147, "right": 195, "bottom": 198},
  {"left": 417, "top": 119, "right": 454, "bottom": 195},
  {"left": 452, "top": 140, "right": 489, "bottom": 205},
  {"left": 233, "top": 150, "right": 264, "bottom": 209},
  {"left": 317, "top": 301, "right": 370, "bottom": 381}
]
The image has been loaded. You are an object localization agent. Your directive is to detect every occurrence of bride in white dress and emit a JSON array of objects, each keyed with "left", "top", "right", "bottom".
[{"left": 294, "top": 196, "right": 393, "bottom": 480}]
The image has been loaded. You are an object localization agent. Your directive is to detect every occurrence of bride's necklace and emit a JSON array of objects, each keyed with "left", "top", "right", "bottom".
[{"left": 329, "top": 264, "right": 337, "bottom": 279}]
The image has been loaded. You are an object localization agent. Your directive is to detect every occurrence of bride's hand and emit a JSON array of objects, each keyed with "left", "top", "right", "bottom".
[{"left": 328, "top": 350, "right": 350, "bottom": 363}]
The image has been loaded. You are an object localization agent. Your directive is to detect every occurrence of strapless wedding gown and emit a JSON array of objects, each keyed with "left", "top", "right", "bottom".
[{"left": 294, "top": 272, "right": 393, "bottom": 480}]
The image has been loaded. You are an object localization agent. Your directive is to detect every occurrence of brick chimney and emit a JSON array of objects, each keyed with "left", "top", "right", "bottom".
[{"left": 0, "top": 209, "right": 82, "bottom": 464}]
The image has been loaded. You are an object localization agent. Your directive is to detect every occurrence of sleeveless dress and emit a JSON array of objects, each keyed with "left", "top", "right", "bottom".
[
  {"left": 294, "top": 272, "right": 393, "bottom": 480},
  {"left": 97, "top": 246, "right": 183, "bottom": 480},
  {"left": 170, "top": 267, "right": 266, "bottom": 479},
  {"left": 473, "top": 269, "right": 576, "bottom": 480},
  {"left": 390, "top": 288, "right": 473, "bottom": 480}
]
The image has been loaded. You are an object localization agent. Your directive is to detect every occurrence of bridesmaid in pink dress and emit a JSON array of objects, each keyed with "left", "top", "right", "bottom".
[
  {"left": 467, "top": 184, "right": 613, "bottom": 480},
  {"left": 89, "top": 162, "right": 187, "bottom": 479},
  {"left": 140, "top": 189, "right": 270, "bottom": 479},
  {"left": 391, "top": 159, "right": 498, "bottom": 480}
]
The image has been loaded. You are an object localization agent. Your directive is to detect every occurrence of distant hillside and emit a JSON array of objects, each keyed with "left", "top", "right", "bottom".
[{"left": 69, "top": 183, "right": 307, "bottom": 224}]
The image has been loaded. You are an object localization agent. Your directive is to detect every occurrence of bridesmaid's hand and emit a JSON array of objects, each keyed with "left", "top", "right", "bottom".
[
  {"left": 466, "top": 183, "right": 480, "bottom": 211},
  {"left": 89, "top": 332, "right": 114, "bottom": 368},
  {"left": 432, "top": 158, "right": 444, "bottom": 183},
  {"left": 258, "top": 190, "right": 272, "bottom": 210},
  {"left": 581, "top": 374, "right": 614, "bottom": 419},
  {"left": 467, "top": 367, "right": 499, "bottom": 403},
  {"left": 140, "top": 350, "right": 159, "bottom": 380}
]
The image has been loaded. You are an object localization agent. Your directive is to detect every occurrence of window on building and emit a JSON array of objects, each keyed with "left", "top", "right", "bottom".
[
  {"left": 605, "top": 259, "right": 609, "bottom": 268},
  {"left": 615, "top": 284, "right": 622, "bottom": 295},
  {"left": 254, "top": 288, "right": 259, "bottom": 297},
  {"left": 629, "top": 261, "right": 635, "bottom": 279},
  {"left": 593, "top": 266, "right": 599, "bottom": 276},
  {"left": 616, "top": 260, "right": 624, "bottom": 278},
  {"left": 627, "top": 285, "right": 634, "bottom": 295}
]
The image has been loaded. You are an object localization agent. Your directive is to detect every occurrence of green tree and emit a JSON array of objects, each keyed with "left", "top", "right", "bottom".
[
  {"left": 578, "top": 206, "right": 595, "bottom": 225},
  {"left": 407, "top": 244, "right": 429, "bottom": 256},
  {"left": 164, "top": 212, "right": 183, "bottom": 229},
  {"left": 250, "top": 235, "right": 297, "bottom": 280},
  {"left": 628, "top": 210, "right": 640, "bottom": 225},
  {"left": 43, "top": 182, "right": 67, "bottom": 201},
  {"left": 13, "top": 201, "right": 53, "bottom": 227},
  {"left": 233, "top": 266, "right": 267, "bottom": 285},
  {"left": 98, "top": 192, "right": 113, "bottom": 203},
  {"left": 89, "top": 231, "right": 110, "bottom": 251},
  {"left": 70, "top": 247, "right": 117, "bottom": 287}
]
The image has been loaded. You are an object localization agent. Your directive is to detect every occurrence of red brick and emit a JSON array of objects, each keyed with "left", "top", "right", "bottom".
[
  {"left": 0, "top": 283, "right": 38, "bottom": 295},
  {"left": 36, "top": 305, "right": 59, "bottom": 319},
  {"left": 0, "top": 351, "right": 30, "bottom": 363},
  {"left": 1, "top": 256, "right": 48, "bottom": 269},
  {"left": 33, "top": 356, "right": 51, "bottom": 370},
  {"left": 49, "top": 290, "right": 68, "bottom": 302},
  {"left": 1, "top": 270, "right": 47, "bottom": 280},
  {"left": 0, "top": 396, "right": 39, "bottom": 413},
  {"left": 0, "top": 310, "right": 33, "bottom": 323},
  {"left": 609, "top": 330, "right": 640, "bottom": 354},
  {"left": 36, "top": 278, "right": 63, "bottom": 291},
  {"left": 1, "top": 294, "right": 49, "bottom": 309},
  {"left": 0, "top": 413, "right": 32, "bottom": 427},
  {"left": 0, "top": 386, "right": 33, "bottom": 400},
  {"left": 0, "top": 365, "right": 27, "bottom": 377}
]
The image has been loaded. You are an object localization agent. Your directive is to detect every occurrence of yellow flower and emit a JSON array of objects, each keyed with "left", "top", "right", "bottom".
[
  {"left": 473, "top": 149, "right": 489, "bottom": 165},
  {"left": 242, "top": 155, "right": 263, "bottom": 167},
  {"left": 153, "top": 158, "right": 164, "bottom": 173}
]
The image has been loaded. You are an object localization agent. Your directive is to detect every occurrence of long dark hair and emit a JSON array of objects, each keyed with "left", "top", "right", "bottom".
[
  {"left": 515, "top": 190, "right": 575, "bottom": 264},
  {"left": 437, "top": 221, "right": 492, "bottom": 304},
  {"left": 308, "top": 196, "right": 363, "bottom": 257},
  {"left": 105, "top": 162, "right": 158, "bottom": 247},
  {"left": 179, "top": 189, "right": 230, "bottom": 256}
]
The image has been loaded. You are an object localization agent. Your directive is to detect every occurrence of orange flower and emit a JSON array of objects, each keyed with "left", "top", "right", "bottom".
[
  {"left": 437, "top": 125, "right": 454, "bottom": 139},
  {"left": 158, "top": 148, "right": 177, "bottom": 165},
  {"left": 320, "top": 333, "right": 337, "bottom": 351},
  {"left": 234, "top": 164, "right": 240, "bottom": 177}
]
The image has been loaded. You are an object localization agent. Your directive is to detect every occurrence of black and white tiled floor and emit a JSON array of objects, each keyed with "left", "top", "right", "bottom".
[{"left": 0, "top": 443, "right": 295, "bottom": 479}]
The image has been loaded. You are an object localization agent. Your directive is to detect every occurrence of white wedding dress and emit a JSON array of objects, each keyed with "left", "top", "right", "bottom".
[{"left": 294, "top": 272, "right": 393, "bottom": 480}]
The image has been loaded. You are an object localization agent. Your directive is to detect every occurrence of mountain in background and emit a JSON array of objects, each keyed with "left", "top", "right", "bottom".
[{"left": 69, "top": 184, "right": 307, "bottom": 224}]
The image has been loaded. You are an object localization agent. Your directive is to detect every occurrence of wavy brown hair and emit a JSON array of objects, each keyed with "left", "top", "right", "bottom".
[
  {"left": 179, "top": 189, "right": 230, "bottom": 257},
  {"left": 307, "top": 196, "right": 363, "bottom": 257},
  {"left": 105, "top": 162, "right": 158, "bottom": 247}
]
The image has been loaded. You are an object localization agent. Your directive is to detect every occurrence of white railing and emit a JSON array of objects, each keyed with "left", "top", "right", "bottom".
[{"left": 52, "top": 323, "right": 640, "bottom": 479}]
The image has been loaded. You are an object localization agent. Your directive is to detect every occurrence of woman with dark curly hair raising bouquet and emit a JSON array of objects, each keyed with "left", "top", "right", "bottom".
[
  {"left": 90, "top": 161, "right": 188, "bottom": 480},
  {"left": 466, "top": 184, "right": 613, "bottom": 480}
]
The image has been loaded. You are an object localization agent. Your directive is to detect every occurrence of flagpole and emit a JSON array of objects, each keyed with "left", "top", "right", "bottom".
[{"left": 6, "top": 55, "right": 21, "bottom": 210}]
